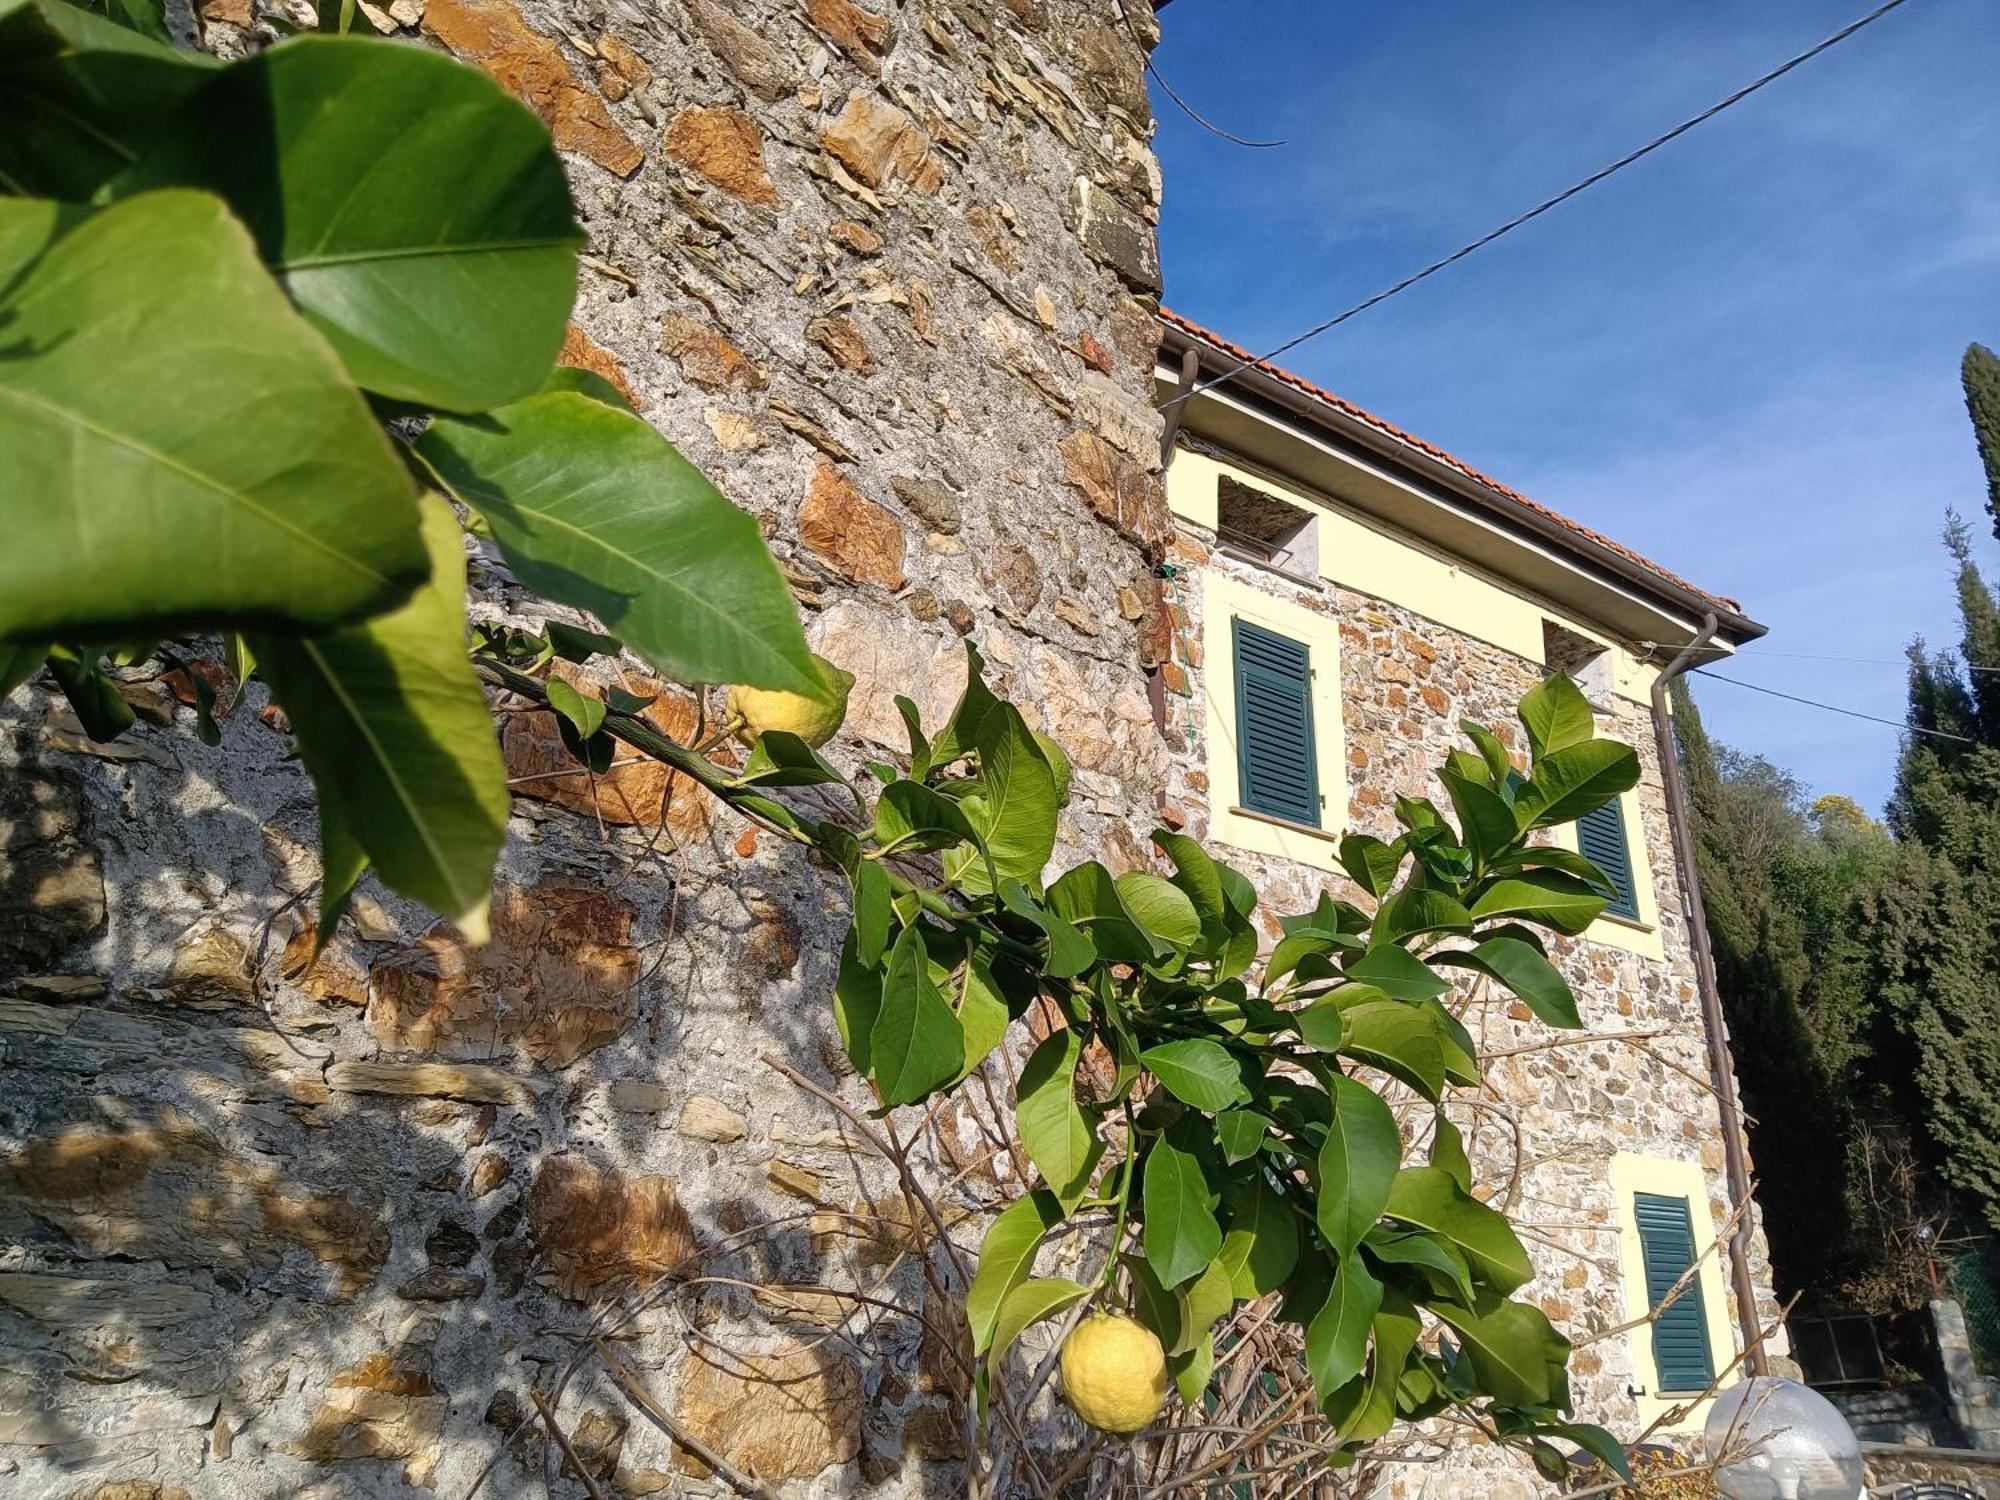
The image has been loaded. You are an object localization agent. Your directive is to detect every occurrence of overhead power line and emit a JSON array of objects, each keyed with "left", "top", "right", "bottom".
[
  {"left": 1160, "top": 0, "right": 1919, "bottom": 413},
  {"left": 1747, "top": 648, "right": 2000, "bottom": 675},
  {"left": 1692, "top": 668, "right": 1979, "bottom": 744}
]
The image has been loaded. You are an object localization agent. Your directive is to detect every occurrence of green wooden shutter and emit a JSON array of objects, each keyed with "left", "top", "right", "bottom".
[
  {"left": 1578, "top": 797, "right": 1639, "bottom": 920},
  {"left": 1634, "top": 1191, "right": 1716, "bottom": 1394},
  {"left": 1232, "top": 619, "right": 1319, "bottom": 828}
]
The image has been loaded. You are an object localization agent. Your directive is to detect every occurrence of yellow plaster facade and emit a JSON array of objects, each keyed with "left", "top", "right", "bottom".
[{"left": 1170, "top": 446, "right": 1672, "bottom": 956}]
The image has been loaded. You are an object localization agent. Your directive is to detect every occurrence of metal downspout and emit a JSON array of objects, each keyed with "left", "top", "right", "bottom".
[{"left": 1649, "top": 612, "right": 1769, "bottom": 1374}]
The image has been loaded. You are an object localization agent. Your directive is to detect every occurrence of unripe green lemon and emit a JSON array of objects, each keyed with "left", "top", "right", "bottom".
[
  {"left": 1059, "top": 1314, "right": 1169, "bottom": 1435},
  {"left": 728, "top": 655, "right": 855, "bottom": 749}
]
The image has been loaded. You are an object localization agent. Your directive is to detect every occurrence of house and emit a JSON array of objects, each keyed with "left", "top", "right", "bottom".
[{"left": 1152, "top": 310, "right": 1784, "bottom": 1479}]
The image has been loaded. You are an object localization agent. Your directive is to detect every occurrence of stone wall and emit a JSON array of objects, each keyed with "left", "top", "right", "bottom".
[
  {"left": 0, "top": 1, "right": 1172, "bottom": 1495},
  {"left": 1153, "top": 525, "right": 1788, "bottom": 1495}
]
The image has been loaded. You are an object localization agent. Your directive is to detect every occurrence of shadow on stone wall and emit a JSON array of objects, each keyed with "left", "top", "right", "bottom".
[{"left": 0, "top": 700, "right": 1014, "bottom": 1498}]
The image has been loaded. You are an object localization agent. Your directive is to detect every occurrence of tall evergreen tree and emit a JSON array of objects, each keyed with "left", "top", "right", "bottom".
[
  {"left": 1965, "top": 343, "right": 2000, "bottom": 542},
  {"left": 1876, "top": 453, "right": 2000, "bottom": 1231},
  {"left": 1674, "top": 682, "right": 1870, "bottom": 1300}
]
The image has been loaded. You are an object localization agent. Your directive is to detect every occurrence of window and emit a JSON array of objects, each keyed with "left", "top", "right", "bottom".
[
  {"left": 1198, "top": 570, "right": 1346, "bottom": 872},
  {"left": 1217, "top": 475, "right": 1319, "bottom": 583},
  {"left": 1611, "top": 1153, "right": 1735, "bottom": 1429},
  {"left": 1633, "top": 1191, "right": 1718, "bottom": 1395},
  {"left": 1232, "top": 619, "right": 1320, "bottom": 827},
  {"left": 1578, "top": 796, "right": 1640, "bottom": 920}
]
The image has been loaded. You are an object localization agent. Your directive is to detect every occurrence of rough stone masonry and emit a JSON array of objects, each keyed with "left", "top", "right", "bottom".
[{"left": 0, "top": 0, "right": 1179, "bottom": 1495}]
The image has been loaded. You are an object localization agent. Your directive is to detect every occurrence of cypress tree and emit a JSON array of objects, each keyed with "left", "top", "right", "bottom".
[
  {"left": 1674, "top": 682, "right": 1863, "bottom": 1299},
  {"left": 1965, "top": 343, "right": 2000, "bottom": 542}
]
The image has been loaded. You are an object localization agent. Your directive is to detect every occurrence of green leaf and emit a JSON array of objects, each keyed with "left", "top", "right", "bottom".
[
  {"left": 0, "top": 642, "right": 46, "bottom": 700},
  {"left": 894, "top": 695, "right": 932, "bottom": 779},
  {"left": 1306, "top": 1258, "right": 1383, "bottom": 1402},
  {"left": 1217, "top": 1176, "right": 1299, "bottom": 1298},
  {"left": 1347, "top": 1285, "right": 1422, "bottom": 1442},
  {"left": 1172, "top": 1333, "right": 1215, "bottom": 1407},
  {"left": 1294, "top": 996, "right": 1350, "bottom": 1053},
  {"left": 1436, "top": 936, "right": 1583, "bottom": 1028},
  {"left": 832, "top": 930, "right": 881, "bottom": 1072},
  {"left": 1172, "top": 1258, "right": 1235, "bottom": 1356},
  {"left": 316, "top": 803, "right": 369, "bottom": 944},
  {"left": 1430, "top": 1115, "right": 1472, "bottom": 1192},
  {"left": 1016, "top": 1029, "right": 1099, "bottom": 1207},
  {"left": 44, "top": 646, "right": 135, "bottom": 742},
  {"left": 1518, "top": 672, "right": 1595, "bottom": 761},
  {"left": 545, "top": 677, "right": 606, "bottom": 740},
  {"left": 966, "top": 1191, "right": 1065, "bottom": 1355},
  {"left": 1469, "top": 871, "right": 1606, "bottom": 937},
  {"left": 966, "top": 704, "right": 1059, "bottom": 884},
  {"left": 544, "top": 620, "right": 623, "bottom": 662},
  {"left": 253, "top": 499, "right": 507, "bottom": 937},
  {"left": 928, "top": 642, "right": 999, "bottom": 770},
  {"left": 1048, "top": 863, "right": 1159, "bottom": 964},
  {"left": 875, "top": 781, "right": 979, "bottom": 855},
  {"left": 118, "top": 37, "right": 582, "bottom": 411},
  {"left": 736, "top": 728, "right": 846, "bottom": 788},
  {"left": 1142, "top": 1127, "right": 1223, "bottom": 1288},
  {"left": 0, "top": 0, "right": 216, "bottom": 199},
  {"left": 849, "top": 862, "right": 893, "bottom": 968},
  {"left": 541, "top": 365, "right": 638, "bottom": 415},
  {"left": 419, "top": 391, "right": 820, "bottom": 696},
  {"left": 870, "top": 923, "right": 964, "bottom": 1106},
  {"left": 1512, "top": 739, "right": 1640, "bottom": 830},
  {"left": 997, "top": 880, "right": 1094, "bottom": 979},
  {"left": 1460, "top": 720, "right": 1516, "bottom": 787},
  {"left": 952, "top": 954, "right": 1011, "bottom": 1084},
  {"left": 1318, "top": 1075, "right": 1401, "bottom": 1255},
  {"left": 1341, "top": 1001, "right": 1448, "bottom": 1101},
  {"left": 1152, "top": 830, "right": 1228, "bottom": 945},
  {"left": 1549, "top": 1422, "right": 1632, "bottom": 1484},
  {"left": 1383, "top": 1167, "right": 1533, "bottom": 1294},
  {"left": 1338, "top": 833, "right": 1405, "bottom": 897},
  {"left": 1114, "top": 871, "right": 1203, "bottom": 951},
  {"left": 1362, "top": 1229, "right": 1475, "bottom": 1304},
  {"left": 1485, "top": 843, "right": 1619, "bottom": 897},
  {"left": 1372, "top": 885, "right": 1474, "bottom": 946},
  {"left": 1441, "top": 768, "right": 1519, "bottom": 864},
  {"left": 1429, "top": 1292, "right": 1567, "bottom": 1408},
  {"left": 74, "top": 0, "right": 168, "bottom": 46},
  {"left": 1216, "top": 1109, "right": 1270, "bottom": 1164},
  {"left": 990, "top": 1277, "right": 1088, "bottom": 1362},
  {"left": 1343, "top": 944, "right": 1450, "bottom": 1002},
  {"left": 0, "top": 191, "right": 425, "bottom": 645},
  {"left": 1141, "top": 1039, "right": 1251, "bottom": 1112}
]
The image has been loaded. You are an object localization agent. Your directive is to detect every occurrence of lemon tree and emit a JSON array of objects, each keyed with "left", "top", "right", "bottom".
[{"left": 0, "top": 0, "right": 827, "bottom": 936}]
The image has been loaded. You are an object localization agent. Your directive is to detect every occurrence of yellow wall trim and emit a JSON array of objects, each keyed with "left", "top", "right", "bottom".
[{"left": 1167, "top": 449, "right": 1670, "bottom": 706}]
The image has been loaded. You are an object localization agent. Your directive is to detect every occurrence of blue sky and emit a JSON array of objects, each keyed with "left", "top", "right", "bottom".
[{"left": 1150, "top": 0, "right": 2000, "bottom": 813}]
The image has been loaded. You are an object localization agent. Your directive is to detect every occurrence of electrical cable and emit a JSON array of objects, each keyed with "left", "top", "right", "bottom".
[
  {"left": 1158, "top": 0, "right": 1919, "bottom": 413},
  {"left": 1742, "top": 648, "right": 2000, "bottom": 674},
  {"left": 1691, "top": 668, "right": 1979, "bottom": 744}
]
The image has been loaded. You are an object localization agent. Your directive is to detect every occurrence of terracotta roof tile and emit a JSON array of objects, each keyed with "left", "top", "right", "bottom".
[{"left": 1158, "top": 308, "right": 1744, "bottom": 615}]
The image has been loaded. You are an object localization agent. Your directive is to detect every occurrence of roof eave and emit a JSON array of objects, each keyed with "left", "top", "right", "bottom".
[{"left": 1157, "top": 320, "right": 1768, "bottom": 652}]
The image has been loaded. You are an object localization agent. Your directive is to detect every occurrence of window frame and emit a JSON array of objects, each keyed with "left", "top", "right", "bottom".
[
  {"left": 1197, "top": 569, "right": 1348, "bottom": 873},
  {"left": 1609, "top": 1152, "right": 1739, "bottom": 1432}
]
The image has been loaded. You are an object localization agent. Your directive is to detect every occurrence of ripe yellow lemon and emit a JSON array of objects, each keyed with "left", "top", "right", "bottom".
[
  {"left": 1059, "top": 1314, "right": 1169, "bottom": 1435},
  {"left": 728, "top": 655, "right": 855, "bottom": 749}
]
